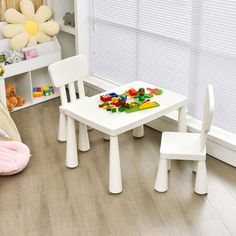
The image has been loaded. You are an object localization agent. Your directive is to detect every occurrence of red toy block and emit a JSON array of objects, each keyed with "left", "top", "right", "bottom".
[
  {"left": 111, "top": 102, "right": 121, "bottom": 107},
  {"left": 128, "top": 88, "right": 137, "bottom": 96},
  {"left": 100, "top": 94, "right": 112, "bottom": 102}
]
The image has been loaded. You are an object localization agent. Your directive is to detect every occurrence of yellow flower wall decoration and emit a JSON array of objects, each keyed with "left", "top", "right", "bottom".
[{"left": 3, "top": 0, "right": 59, "bottom": 49}]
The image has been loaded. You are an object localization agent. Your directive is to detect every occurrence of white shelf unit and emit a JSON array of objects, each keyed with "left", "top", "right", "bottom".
[
  {"left": 50, "top": 0, "right": 76, "bottom": 36},
  {"left": 0, "top": 22, "right": 61, "bottom": 112},
  {"left": 49, "top": 0, "right": 79, "bottom": 59}
]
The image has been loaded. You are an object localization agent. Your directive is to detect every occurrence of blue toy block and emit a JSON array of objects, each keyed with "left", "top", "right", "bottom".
[{"left": 108, "top": 92, "right": 118, "bottom": 98}]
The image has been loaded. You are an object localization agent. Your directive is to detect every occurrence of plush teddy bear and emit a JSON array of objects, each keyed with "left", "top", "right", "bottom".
[{"left": 5, "top": 83, "right": 25, "bottom": 111}]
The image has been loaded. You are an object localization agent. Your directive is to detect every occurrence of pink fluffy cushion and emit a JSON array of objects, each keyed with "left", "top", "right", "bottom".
[{"left": 0, "top": 141, "right": 30, "bottom": 175}]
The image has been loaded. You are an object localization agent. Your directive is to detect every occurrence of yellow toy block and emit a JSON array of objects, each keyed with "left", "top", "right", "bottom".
[{"left": 139, "top": 101, "right": 158, "bottom": 110}]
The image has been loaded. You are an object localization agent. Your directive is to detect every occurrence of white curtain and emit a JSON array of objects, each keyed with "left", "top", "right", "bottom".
[
  {"left": 91, "top": 0, "right": 236, "bottom": 134},
  {"left": 188, "top": 0, "right": 236, "bottom": 132}
]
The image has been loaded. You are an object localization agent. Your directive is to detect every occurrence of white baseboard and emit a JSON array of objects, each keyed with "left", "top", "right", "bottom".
[{"left": 84, "top": 76, "right": 236, "bottom": 167}]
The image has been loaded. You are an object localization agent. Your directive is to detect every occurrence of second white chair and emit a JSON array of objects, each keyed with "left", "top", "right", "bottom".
[
  {"left": 48, "top": 55, "right": 90, "bottom": 166},
  {"left": 154, "top": 85, "right": 214, "bottom": 194}
]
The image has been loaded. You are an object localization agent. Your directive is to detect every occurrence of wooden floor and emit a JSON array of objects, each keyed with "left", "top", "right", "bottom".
[{"left": 1, "top": 98, "right": 236, "bottom": 236}]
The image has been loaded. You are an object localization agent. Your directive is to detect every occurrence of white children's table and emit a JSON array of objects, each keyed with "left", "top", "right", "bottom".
[{"left": 60, "top": 80, "right": 187, "bottom": 194}]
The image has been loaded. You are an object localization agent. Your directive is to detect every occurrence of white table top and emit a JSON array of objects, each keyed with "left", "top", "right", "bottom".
[{"left": 60, "top": 81, "right": 187, "bottom": 136}]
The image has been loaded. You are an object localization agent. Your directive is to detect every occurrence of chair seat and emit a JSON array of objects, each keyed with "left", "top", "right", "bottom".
[{"left": 160, "top": 132, "right": 206, "bottom": 161}]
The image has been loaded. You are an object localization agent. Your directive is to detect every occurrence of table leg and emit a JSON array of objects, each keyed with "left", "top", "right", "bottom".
[
  {"left": 109, "top": 136, "right": 122, "bottom": 194},
  {"left": 178, "top": 105, "right": 187, "bottom": 132},
  {"left": 66, "top": 116, "right": 78, "bottom": 168},
  {"left": 78, "top": 122, "right": 90, "bottom": 151},
  {"left": 133, "top": 125, "right": 144, "bottom": 138}
]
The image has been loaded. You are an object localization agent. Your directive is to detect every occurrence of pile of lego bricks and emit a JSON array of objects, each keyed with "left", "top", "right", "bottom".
[{"left": 99, "top": 87, "right": 163, "bottom": 113}]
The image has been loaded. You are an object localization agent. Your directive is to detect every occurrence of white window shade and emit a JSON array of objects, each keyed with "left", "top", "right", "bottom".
[
  {"left": 93, "top": 22, "right": 137, "bottom": 83},
  {"left": 92, "top": 0, "right": 191, "bottom": 90},
  {"left": 188, "top": 0, "right": 236, "bottom": 133},
  {"left": 139, "top": 0, "right": 192, "bottom": 42},
  {"left": 138, "top": 34, "right": 190, "bottom": 96},
  {"left": 94, "top": 0, "right": 137, "bottom": 28},
  {"left": 92, "top": 0, "right": 138, "bottom": 84},
  {"left": 91, "top": 0, "right": 236, "bottom": 134}
]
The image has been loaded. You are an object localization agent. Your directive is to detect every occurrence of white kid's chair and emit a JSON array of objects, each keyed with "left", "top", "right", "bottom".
[
  {"left": 48, "top": 55, "right": 90, "bottom": 151},
  {"left": 154, "top": 85, "right": 214, "bottom": 194}
]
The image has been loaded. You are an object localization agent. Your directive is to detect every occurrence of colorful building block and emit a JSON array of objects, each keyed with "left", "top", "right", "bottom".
[
  {"left": 108, "top": 92, "right": 118, "bottom": 98},
  {"left": 32, "top": 87, "right": 42, "bottom": 97},
  {"left": 99, "top": 87, "right": 162, "bottom": 114},
  {"left": 147, "top": 87, "right": 163, "bottom": 95},
  {"left": 100, "top": 94, "right": 112, "bottom": 102},
  {"left": 42, "top": 85, "right": 54, "bottom": 96}
]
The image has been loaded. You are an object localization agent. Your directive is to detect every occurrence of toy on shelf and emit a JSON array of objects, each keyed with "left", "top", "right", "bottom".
[
  {"left": 33, "top": 85, "right": 54, "bottom": 98},
  {"left": 99, "top": 87, "right": 162, "bottom": 113},
  {"left": 5, "top": 49, "right": 25, "bottom": 64},
  {"left": 63, "top": 12, "right": 75, "bottom": 27},
  {"left": 0, "top": 65, "right": 5, "bottom": 76},
  {"left": 24, "top": 49, "right": 38, "bottom": 60},
  {"left": 42, "top": 85, "right": 54, "bottom": 96},
  {"left": 0, "top": 53, "right": 6, "bottom": 63},
  {"left": 32, "top": 87, "right": 42, "bottom": 97},
  {"left": 5, "top": 83, "right": 25, "bottom": 111}
]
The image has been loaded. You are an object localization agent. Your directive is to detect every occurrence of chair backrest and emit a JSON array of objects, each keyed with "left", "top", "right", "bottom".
[
  {"left": 200, "top": 85, "right": 215, "bottom": 151},
  {"left": 48, "top": 55, "right": 87, "bottom": 105}
]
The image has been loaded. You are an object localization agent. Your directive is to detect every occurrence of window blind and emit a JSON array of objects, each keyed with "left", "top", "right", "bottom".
[
  {"left": 92, "top": 0, "right": 138, "bottom": 83},
  {"left": 188, "top": 0, "right": 236, "bottom": 133},
  {"left": 138, "top": 0, "right": 191, "bottom": 96},
  {"left": 92, "top": 0, "right": 191, "bottom": 95},
  {"left": 91, "top": 0, "right": 236, "bottom": 134}
]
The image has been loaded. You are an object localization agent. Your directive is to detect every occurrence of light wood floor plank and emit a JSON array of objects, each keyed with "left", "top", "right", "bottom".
[{"left": 0, "top": 98, "right": 234, "bottom": 235}]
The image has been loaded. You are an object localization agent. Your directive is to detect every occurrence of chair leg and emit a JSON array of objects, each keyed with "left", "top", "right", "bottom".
[
  {"left": 66, "top": 116, "right": 78, "bottom": 168},
  {"left": 194, "top": 160, "right": 208, "bottom": 194},
  {"left": 78, "top": 123, "right": 90, "bottom": 152},
  {"left": 58, "top": 113, "right": 67, "bottom": 142},
  {"left": 154, "top": 159, "right": 168, "bottom": 192},
  {"left": 133, "top": 125, "right": 144, "bottom": 138}
]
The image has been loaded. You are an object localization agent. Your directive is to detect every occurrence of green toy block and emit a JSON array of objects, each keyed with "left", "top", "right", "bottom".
[
  {"left": 111, "top": 107, "right": 116, "bottom": 113},
  {"left": 118, "top": 107, "right": 125, "bottom": 112},
  {"left": 139, "top": 95, "right": 145, "bottom": 102},
  {"left": 107, "top": 108, "right": 111, "bottom": 111},
  {"left": 139, "top": 88, "right": 145, "bottom": 93},
  {"left": 102, "top": 102, "right": 110, "bottom": 107},
  {"left": 145, "top": 93, "right": 154, "bottom": 98},
  {"left": 125, "top": 101, "right": 160, "bottom": 113},
  {"left": 125, "top": 104, "right": 140, "bottom": 113}
]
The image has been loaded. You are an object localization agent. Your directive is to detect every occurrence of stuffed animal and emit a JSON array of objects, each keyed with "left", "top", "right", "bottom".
[
  {"left": 0, "top": 140, "right": 30, "bottom": 175},
  {"left": 5, "top": 83, "right": 25, "bottom": 111},
  {"left": 5, "top": 49, "right": 25, "bottom": 64},
  {"left": 63, "top": 12, "right": 75, "bottom": 27},
  {"left": 3, "top": 0, "right": 60, "bottom": 50}
]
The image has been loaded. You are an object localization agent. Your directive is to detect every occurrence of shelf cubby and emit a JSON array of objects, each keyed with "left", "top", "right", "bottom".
[{"left": 0, "top": 22, "right": 61, "bottom": 112}]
